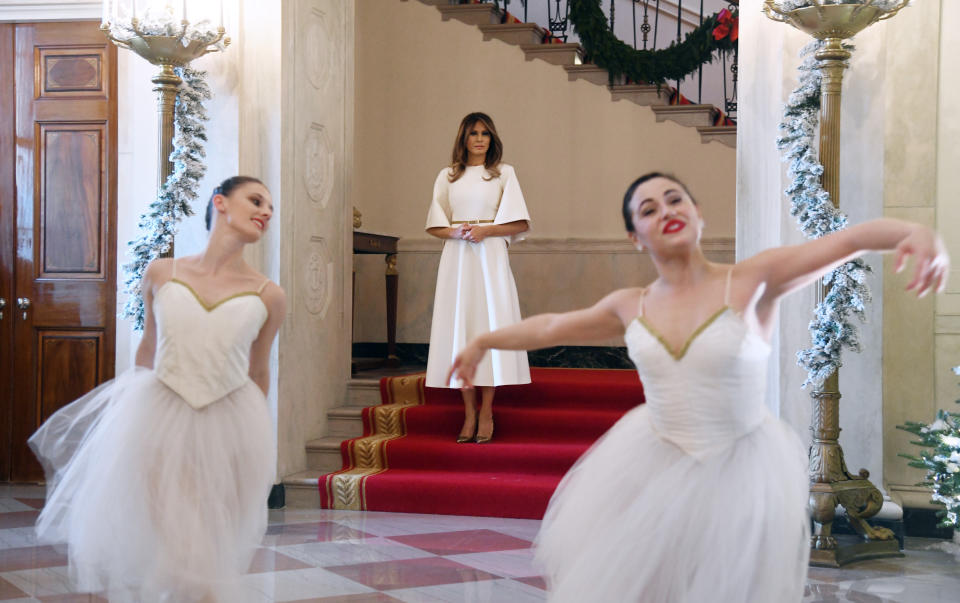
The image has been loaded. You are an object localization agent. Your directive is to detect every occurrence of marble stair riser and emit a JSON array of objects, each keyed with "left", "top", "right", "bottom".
[{"left": 437, "top": 3, "right": 501, "bottom": 26}]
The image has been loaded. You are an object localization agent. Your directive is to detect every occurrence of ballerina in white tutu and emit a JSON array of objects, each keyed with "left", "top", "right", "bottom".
[
  {"left": 447, "top": 172, "right": 949, "bottom": 602},
  {"left": 30, "top": 176, "right": 286, "bottom": 603}
]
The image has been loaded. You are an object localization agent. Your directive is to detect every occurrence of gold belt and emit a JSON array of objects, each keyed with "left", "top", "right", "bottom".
[{"left": 451, "top": 219, "right": 494, "bottom": 225}]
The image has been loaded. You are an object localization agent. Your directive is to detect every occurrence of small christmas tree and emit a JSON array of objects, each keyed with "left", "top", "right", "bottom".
[{"left": 898, "top": 367, "right": 960, "bottom": 529}]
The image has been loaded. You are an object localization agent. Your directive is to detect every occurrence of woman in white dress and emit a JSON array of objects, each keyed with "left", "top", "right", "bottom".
[
  {"left": 447, "top": 172, "right": 949, "bottom": 602},
  {"left": 30, "top": 176, "right": 286, "bottom": 602},
  {"left": 425, "top": 112, "right": 531, "bottom": 443}
]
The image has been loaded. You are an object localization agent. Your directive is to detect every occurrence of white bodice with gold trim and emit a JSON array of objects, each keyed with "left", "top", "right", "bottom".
[
  {"left": 153, "top": 280, "right": 268, "bottom": 409},
  {"left": 624, "top": 303, "right": 773, "bottom": 460}
]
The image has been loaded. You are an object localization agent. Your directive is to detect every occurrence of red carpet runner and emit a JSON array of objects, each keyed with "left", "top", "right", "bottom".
[{"left": 319, "top": 368, "right": 644, "bottom": 519}]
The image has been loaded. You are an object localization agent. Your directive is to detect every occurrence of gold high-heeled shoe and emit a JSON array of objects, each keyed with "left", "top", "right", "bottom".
[
  {"left": 456, "top": 419, "right": 477, "bottom": 443},
  {"left": 475, "top": 420, "right": 494, "bottom": 444}
]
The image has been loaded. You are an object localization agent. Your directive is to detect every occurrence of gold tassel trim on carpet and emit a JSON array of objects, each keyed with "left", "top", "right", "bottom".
[{"left": 324, "top": 374, "right": 426, "bottom": 510}]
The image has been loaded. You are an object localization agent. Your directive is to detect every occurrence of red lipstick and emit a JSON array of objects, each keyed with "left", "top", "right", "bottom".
[{"left": 662, "top": 219, "right": 685, "bottom": 234}]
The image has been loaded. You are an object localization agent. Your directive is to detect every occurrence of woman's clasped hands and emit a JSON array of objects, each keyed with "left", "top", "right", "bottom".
[{"left": 454, "top": 223, "right": 491, "bottom": 243}]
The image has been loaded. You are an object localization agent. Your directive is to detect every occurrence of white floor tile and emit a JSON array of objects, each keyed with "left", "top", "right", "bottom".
[
  {"left": 242, "top": 566, "right": 377, "bottom": 601},
  {"left": 389, "top": 578, "right": 546, "bottom": 603},
  {"left": 277, "top": 537, "right": 436, "bottom": 568}
]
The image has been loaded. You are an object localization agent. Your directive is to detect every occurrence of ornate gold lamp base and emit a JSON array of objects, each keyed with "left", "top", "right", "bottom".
[
  {"left": 809, "top": 386, "right": 903, "bottom": 566},
  {"left": 763, "top": 0, "right": 910, "bottom": 566}
]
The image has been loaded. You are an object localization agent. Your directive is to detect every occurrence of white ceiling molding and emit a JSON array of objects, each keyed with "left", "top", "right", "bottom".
[{"left": 0, "top": 1, "right": 101, "bottom": 22}]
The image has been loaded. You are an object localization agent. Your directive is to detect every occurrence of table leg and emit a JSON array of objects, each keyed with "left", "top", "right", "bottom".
[{"left": 385, "top": 253, "right": 400, "bottom": 367}]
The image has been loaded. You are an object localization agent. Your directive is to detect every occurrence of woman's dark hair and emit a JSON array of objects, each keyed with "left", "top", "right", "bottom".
[
  {"left": 205, "top": 175, "right": 265, "bottom": 231},
  {"left": 448, "top": 112, "right": 503, "bottom": 183},
  {"left": 621, "top": 172, "right": 697, "bottom": 232}
]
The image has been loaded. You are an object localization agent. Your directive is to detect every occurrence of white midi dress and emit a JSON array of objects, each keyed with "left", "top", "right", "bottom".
[
  {"left": 425, "top": 163, "right": 532, "bottom": 388},
  {"left": 534, "top": 274, "right": 810, "bottom": 602},
  {"left": 29, "top": 264, "right": 276, "bottom": 602}
]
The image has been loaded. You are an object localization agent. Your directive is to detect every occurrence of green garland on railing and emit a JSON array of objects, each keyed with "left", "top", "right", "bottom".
[{"left": 569, "top": 0, "right": 738, "bottom": 85}]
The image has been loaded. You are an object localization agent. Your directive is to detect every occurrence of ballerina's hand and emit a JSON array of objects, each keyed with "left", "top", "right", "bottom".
[
  {"left": 446, "top": 341, "right": 487, "bottom": 389},
  {"left": 894, "top": 225, "right": 950, "bottom": 297}
]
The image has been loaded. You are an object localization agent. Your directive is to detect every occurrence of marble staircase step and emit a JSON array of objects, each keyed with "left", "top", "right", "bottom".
[
  {"left": 697, "top": 125, "right": 737, "bottom": 148},
  {"left": 437, "top": 3, "right": 501, "bottom": 26},
  {"left": 479, "top": 22, "right": 544, "bottom": 46},
  {"left": 609, "top": 83, "right": 670, "bottom": 106},
  {"left": 521, "top": 42, "right": 583, "bottom": 66},
  {"left": 346, "top": 377, "right": 381, "bottom": 407},
  {"left": 565, "top": 63, "right": 614, "bottom": 86},
  {"left": 306, "top": 436, "right": 347, "bottom": 473},
  {"left": 651, "top": 103, "right": 717, "bottom": 128},
  {"left": 281, "top": 470, "right": 321, "bottom": 508},
  {"left": 328, "top": 406, "right": 364, "bottom": 438}
]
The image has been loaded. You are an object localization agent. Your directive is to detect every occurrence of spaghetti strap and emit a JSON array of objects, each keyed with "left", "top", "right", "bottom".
[
  {"left": 637, "top": 287, "right": 648, "bottom": 318},
  {"left": 256, "top": 278, "right": 270, "bottom": 294},
  {"left": 724, "top": 267, "right": 734, "bottom": 307}
]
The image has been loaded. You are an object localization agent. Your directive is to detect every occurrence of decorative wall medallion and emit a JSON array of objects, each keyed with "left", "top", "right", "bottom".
[
  {"left": 303, "top": 123, "right": 335, "bottom": 208},
  {"left": 303, "top": 7, "right": 336, "bottom": 90},
  {"left": 304, "top": 236, "right": 334, "bottom": 318}
]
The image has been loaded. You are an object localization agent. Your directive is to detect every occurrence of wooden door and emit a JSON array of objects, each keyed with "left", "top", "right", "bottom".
[
  {"left": 0, "top": 24, "right": 14, "bottom": 483},
  {"left": 7, "top": 22, "right": 117, "bottom": 482}
]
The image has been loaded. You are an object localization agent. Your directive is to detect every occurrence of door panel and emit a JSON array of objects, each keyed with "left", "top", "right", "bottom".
[
  {"left": 40, "top": 124, "right": 106, "bottom": 275},
  {"left": 9, "top": 22, "right": 117, "bottom": 482},
  {"left": 38, "top": 331, "right": 103, "bottom": 424},
  {"left": 0, "top": 24, "right": 14, "bottom": 482}
]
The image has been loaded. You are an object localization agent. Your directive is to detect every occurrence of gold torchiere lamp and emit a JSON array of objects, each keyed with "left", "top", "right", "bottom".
[
  {"left": 762, "top": 0, "right": 909, "bottom": 567},
  {"left": 100, "top": 0, "right": 230, "bottom": 256}
]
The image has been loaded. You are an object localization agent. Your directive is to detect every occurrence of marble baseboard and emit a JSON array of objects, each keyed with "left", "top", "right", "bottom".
[
  {"left": 268, "top": 484, "right": 286, "bottom": 510},
  {"left": 352, "top": 342, "right": 635, "bottom": 370},
  {"left": 902, "top": 508, "right": 955, "bottom": 540}
]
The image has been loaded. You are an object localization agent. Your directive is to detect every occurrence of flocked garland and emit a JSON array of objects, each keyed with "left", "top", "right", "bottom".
[
  {"left": 122, "top": 66, "right": 212, "bottom": 331},
  {"left": 776, "top": 40, "right": 872, "bottom": 388},
  {"left": 568, "top": 0, "right": 738, "bottom": 85}
]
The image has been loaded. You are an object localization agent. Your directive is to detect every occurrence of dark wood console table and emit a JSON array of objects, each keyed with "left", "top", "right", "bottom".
[{"left": 352, "top": 231, "right": 400, "bottom": 372}]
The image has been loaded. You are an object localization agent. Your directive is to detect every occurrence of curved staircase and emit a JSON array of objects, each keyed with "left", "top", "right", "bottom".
[{"left": 429, "top": 0, "right": 737, "bottom": 148}]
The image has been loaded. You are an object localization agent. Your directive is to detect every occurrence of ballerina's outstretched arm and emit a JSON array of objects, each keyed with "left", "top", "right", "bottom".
[
  {"left": 447, "top": 288, "right": 637, "bottom": 388},
  {"left": 742, "top": 218, "right": 948, "bottom": 322}
]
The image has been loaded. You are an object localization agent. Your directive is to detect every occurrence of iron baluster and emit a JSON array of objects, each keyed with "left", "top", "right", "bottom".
[
  {"left": 726, "top": 47, "right": 738, "bottom": 119},
  {"left": 722, "top": 48, "right": 728, "bottom": 119},
  {"left": 676, "top": 0, "right": 683, "bottom": 97},
  {"left": 653, "top": 0, "right": 661, "bottom": 50},
  {"left": 641, "top": 1, "right": 651, "bottom": 50},
  {"left": 632, "top": 0, "right": 637, "bottom": 49},
  {"left": 609, "top": 0, "right": 615, "bottom": 33},
  {"left": 547, "top": 0, "right": 570, "bottom": 43},
  {"left": 698, "top": 0, "right": 704, "bottom": 103}
]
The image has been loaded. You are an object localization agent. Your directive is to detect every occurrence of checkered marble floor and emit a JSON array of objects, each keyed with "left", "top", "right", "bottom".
[{"left": 2, "top": 485, "right": 959, "bottom": 602}]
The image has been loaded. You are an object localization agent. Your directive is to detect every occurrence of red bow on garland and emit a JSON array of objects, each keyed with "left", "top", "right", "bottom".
[{"left": 712, "top": 9, "right": 739, "bottom": 42}]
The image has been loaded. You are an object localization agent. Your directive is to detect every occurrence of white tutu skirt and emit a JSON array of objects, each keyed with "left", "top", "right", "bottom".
[
  {"left": 534, "top": 405, "right": 810, "bottom": 603},
  {"left": 29, "top": 368, "right": 276, "bottom": 603}
]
